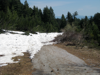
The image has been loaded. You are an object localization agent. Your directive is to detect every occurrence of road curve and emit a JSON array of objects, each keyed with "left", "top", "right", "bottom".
[{"left": 32, "top": 45, "right": 99, "bottom": 75}]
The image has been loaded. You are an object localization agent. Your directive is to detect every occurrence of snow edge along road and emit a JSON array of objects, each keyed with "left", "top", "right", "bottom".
[{"left": 0, "top": 31, "right": 62, "bottom": 67}]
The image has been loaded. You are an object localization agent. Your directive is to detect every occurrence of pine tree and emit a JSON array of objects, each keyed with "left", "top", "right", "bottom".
[
  {"left": 60, "top": 14, "right": 66, "bottom": 29},
  {"left": 93, "top": 13, "right": 100, "bottom": 30},
  {"left": 43, "top": 6, "right": 50, "bottom": 23},
  {"left": 73, "top": 11, "right": 78, "bottom": 21},
  {"left": 0, "top": 0, "right": 9, "bottom": 12},
  {"left": 66, "top": 12, "right": 73, "bottom": 25},
  {"left": 23, "top": 0, "right": 30, "bottom": 17}
]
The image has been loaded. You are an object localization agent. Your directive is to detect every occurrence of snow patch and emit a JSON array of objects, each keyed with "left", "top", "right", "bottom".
[{"left": 0, "top": 31, "right": 62, "bottom": 67}]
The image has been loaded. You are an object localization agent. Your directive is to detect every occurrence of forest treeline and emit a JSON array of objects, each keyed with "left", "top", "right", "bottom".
[
  {"left": 0, "top": 0, "right": 100, "bottom": 47},
  {"left": 0, "top": 0, "right": 60, "bottom": 32}
]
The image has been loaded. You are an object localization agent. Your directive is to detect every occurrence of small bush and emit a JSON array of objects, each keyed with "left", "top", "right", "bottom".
[
  {"left": 54, "top": 31, "right": 84, "bottom": 44},
  {"left": 0, "top": 29, "right": 5, "bottom": 33},
  {"left": 0, "top": 29, "right": 2, "bottom": 33},
  {"left": 23, "top": 31, "right": 30, "bottom": 35},
  {"left": 54, "top": 23, "right": 84, "bottom": 48}
]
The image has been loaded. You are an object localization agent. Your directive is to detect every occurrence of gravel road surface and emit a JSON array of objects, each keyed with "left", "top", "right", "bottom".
[{"left": 32, "top": 45, "right": 100, "bottom": 75}]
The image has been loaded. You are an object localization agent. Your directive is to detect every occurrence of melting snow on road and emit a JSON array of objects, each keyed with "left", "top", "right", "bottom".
[{"left": 0, "top": 30, "right": 62, "bottom": 67}]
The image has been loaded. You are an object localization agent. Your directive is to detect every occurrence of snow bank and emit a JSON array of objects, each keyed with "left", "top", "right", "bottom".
[
  {"left": 2, "top": 29, "right": 25, "bottom": 34},
  {"left": 0, "top": 31, "right": 62, "bottom": 67}
]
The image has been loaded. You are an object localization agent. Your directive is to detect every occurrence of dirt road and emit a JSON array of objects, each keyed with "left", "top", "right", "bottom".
[{"left": 32, "top": 45, "right": 100, "bottom": 75}]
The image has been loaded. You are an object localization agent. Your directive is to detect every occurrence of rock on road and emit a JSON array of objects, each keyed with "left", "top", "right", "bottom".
[{"left": 32, "top": 45, "right": 100, "bottom": 75}]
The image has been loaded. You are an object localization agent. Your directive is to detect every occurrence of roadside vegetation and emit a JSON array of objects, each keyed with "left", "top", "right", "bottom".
[
  {"left": 0, "top": 0, "right": 100, "bottom": 48},
  {"left": 54, "top": 13, "right": 100, "bottom": 49}
]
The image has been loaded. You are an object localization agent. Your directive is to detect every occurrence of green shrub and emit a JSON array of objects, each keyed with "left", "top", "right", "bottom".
[{"left": 23, "top": 31, "right": 30, "bottom": 35}]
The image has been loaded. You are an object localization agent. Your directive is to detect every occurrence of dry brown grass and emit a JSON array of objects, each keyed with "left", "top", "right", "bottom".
[
  {"left": 0, "top": 52, "right": 34, "bottom": 75},
  {"left": 54, "top": 43, "right": 100, "bottom": 68}
]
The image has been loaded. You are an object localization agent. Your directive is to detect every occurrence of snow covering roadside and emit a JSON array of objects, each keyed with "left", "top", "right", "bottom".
[{"left": 0, "top": 31, "right": 62, "bottom": 67}]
